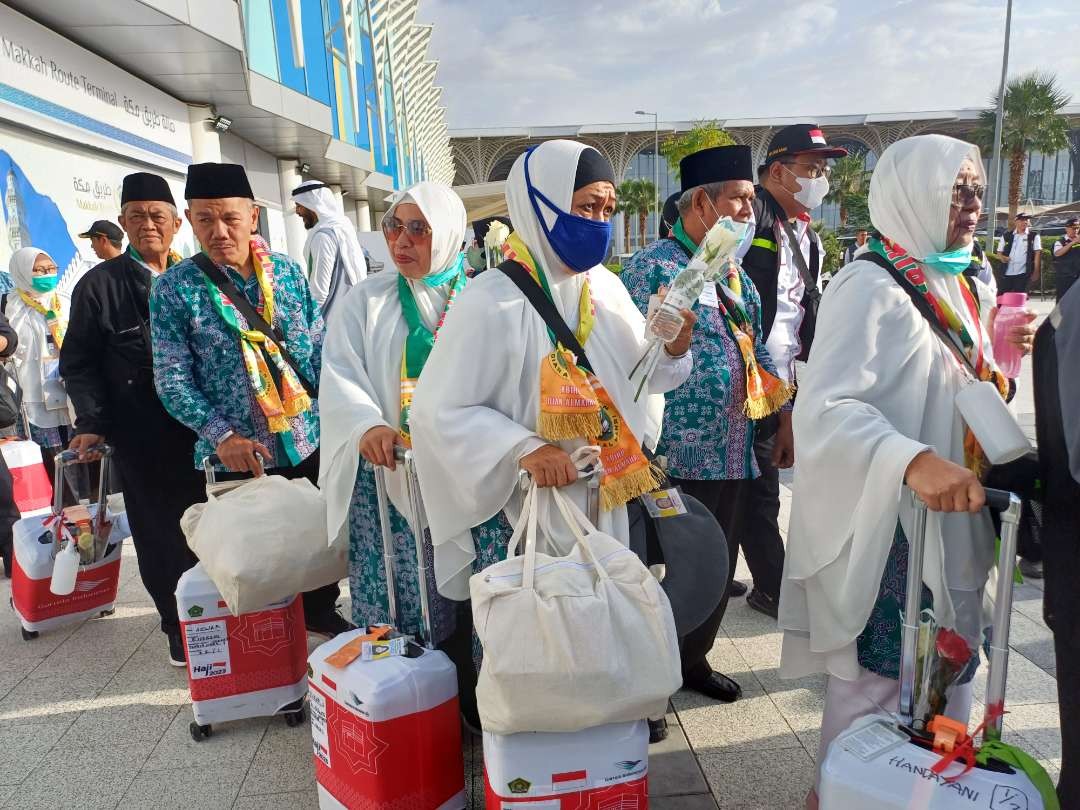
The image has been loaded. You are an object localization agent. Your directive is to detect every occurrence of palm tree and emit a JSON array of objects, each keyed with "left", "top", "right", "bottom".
[
  {"left": 616, "top": 178, "right": 657, "bottom": 250},
  {"left": 824, "top": 154, "right": 869, "bottom": 228},
  {"left": 975, "top": 72, "right": 1072, "bottom": 226}
]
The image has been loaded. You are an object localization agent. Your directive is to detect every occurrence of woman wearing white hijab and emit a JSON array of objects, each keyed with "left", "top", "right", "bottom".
[
  {"left": 6, "top": 247, "right": 73, "bottom": 456},
  {"left": 319, "top": 181, "right": 471, "bottom": 647},
  {"left": 408, "top": 139, "right": 695, "bottom": 604},
  {"left": 778, "top": 134, "right": 1032, "bottom": 806}
]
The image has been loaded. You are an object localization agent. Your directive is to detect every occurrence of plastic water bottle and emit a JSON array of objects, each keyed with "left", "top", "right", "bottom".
[
  {"left": 50, "top": 539, "right": 80, "bottom": 596},
  {"left": 648, "top": 259, "right": 706, "bottom": 342},
  {"left": 992, "top": 292, "right": 1027, "bottom": 379}
]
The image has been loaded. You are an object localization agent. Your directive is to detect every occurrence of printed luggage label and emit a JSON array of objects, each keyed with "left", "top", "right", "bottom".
[
  {"left": 837, "top": 719, "right": 910, "bottom": 762},
  {"left": 185, "top": 619, "right": 232, "bottom": 679},
  {"left": 310, "top": 689, "right": 331, "bottom": 768},
  {"left": 641, "top": 488, "right": 688, "bottom": 519}
]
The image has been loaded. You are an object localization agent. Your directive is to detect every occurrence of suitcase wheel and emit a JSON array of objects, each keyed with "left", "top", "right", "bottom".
[
  {"left": 98, "top": 609, "right": 115, "bottom": 618},
  {"left": 284, "top": 707, "right": 305, "bottom": 728},
  {"left": 189, "top": 722, "right": 212, "bottom": 742},
  {"left": 20, "top": 627, "right": 38, "bottom": 642}
]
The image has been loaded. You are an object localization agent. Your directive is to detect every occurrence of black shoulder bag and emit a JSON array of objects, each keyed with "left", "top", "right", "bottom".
[{"left": 193, "top": 253, "right": 319, "bottom": 398}]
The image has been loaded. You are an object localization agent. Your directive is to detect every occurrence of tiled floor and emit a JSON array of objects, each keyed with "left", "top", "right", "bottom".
[{"left": 0, "top": 304, "right": 1062, "bottom": 809}]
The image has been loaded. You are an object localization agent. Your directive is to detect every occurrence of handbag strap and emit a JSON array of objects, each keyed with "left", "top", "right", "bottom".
[
  {"left": 498, "top": 259, "right": 595, "bottom": 373},
  {"left": 862, "top": 251, "right": 981, "bottom": 378},
  {"left": 192, "top": 253, "right": 319, "bottom": 398}
]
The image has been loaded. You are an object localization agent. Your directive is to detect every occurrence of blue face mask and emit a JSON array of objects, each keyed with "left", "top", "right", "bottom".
[
  {"left": 31, "top": 274, "right": 58, "bottom": 293},
  {"left": 922, "top": 244, "right": 974, "bottom": 275},
  {"left": 524, "top": 147, "right": 613, "bottom": 273}
]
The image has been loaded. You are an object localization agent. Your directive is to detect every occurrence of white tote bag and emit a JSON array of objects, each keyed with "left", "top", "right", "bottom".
[
  {"left": 471, "top": 483, "right": 682, "bottom": 735},
  {"left": 181, "top": 475, "right": 346, "bottom": 615}
]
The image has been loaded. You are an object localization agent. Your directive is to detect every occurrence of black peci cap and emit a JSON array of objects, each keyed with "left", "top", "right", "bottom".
[
  {"left": 764, "top": 124, "right": 848, "bottom": 166},
  {"left": 78, "top": 220, "right": 124, "bottom": 241},
  {"left": 1015, "top": 212, "right": 1033, "bottom": 220},
  {"left": 1066, "top": 217, "right": 1080, "bottom": 226},
  {"left": 680, "top": 145, "right": 754, "bottom": 193},
  {"left": 121, "top": 172, "right": 175, "bottom": 207},
  {"left": 185, "top": 162, "right": 255, "bottom": 201}
]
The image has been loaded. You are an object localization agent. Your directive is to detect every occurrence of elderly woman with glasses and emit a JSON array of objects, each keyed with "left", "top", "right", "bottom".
[
  {"left": 318, "top": 180, "right": 490, "bottom": 722},
  {"left": 777, "top": 134, "right": 1037, "bottom": 808}
]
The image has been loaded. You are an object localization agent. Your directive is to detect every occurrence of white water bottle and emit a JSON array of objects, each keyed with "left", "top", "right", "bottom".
[{"left": 50, "top": 539, "right": 79, "bottom": 596}]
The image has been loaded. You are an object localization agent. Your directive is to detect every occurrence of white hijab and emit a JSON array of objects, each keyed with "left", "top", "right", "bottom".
[
  {"left": 318, "top": 181, "right": 467, "bottom": 550},
  {"left": 5, "top": 247, "right": 69, "bottom": 415},
  {"left": 409, "top": 139, "right": 674, "bottom": 599},
  {"left": 869, "top": 133, "right": 994, "bottom": 365},
  {"left": 779, "top": 134, "right": 996, "bottom": 681}
]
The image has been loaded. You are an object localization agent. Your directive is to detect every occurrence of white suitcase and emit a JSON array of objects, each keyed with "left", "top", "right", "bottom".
[
  {"left": 819, "top": 488, "right": 1052, "bottom": 809},
  {"left": 483, "top": 720, "right": 649, "bottom": 809},
  {"left": 9, "top": 446, "right": 127, "bottom": 639},
  {"left": 309, "top": 448, "right": 466, "bottom": 809},
  {"left": 177, "top": 457, "right": 309, "bottom": 741}
]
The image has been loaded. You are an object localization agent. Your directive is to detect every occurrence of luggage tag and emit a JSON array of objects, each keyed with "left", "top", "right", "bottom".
[
  {"left": 361, "top": 636, "right": 409, "bottom": 661},
  {"left": 697, "top": 283, "right": 720, "bottom": 309},
  {"left": 837, "top": 719, "right": 911, "bottom": 762},
  {"left": 641, "top": 488, "right": 688, "bottom": 519},
  {"left": 324, "top": 624, "right": 392, "bottom": 668}
]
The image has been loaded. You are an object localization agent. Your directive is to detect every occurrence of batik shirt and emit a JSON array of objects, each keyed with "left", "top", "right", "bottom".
[
  {"left": 622, "top": 238, "right": 777, "bottom": 480},
  {"left": 150, "top": 250, "right": 324, "bottom": 469}
]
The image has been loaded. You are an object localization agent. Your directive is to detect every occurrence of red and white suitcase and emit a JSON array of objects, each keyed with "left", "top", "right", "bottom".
[
  {"left": 309, "top": 448, "right": 465, "bottom": 809},
  {"left": 9, "top": 446, "right": 125, "bottom": 640},
  {"left": 1, "top": 437, "right": 53, "bottom": 516},
  {"left": 483, "top": 720, "right": 649, "bottom": 809},
  {"left": 818, "top": 489, "right": 1052, "bottom": 809},
  {"left": 177, "top": 456, "right": 309, "bottom": 741}
]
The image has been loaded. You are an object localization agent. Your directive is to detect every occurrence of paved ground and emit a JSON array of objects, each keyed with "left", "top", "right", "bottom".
[{"left": 0, "top": 302, "right": 1062, "bottom": 809}]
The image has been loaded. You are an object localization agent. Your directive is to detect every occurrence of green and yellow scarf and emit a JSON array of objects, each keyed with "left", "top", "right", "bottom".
[
  {"left": 672, "top": 219, "right": 792, "bottom": 419},
  {"left": 201, "top": 240, "right": 312, "bottom": 464},
  {"left": 18, "top": 291, "right": 66, "bottom": 351}
]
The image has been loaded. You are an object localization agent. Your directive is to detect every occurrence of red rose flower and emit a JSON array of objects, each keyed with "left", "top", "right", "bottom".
[{"left": 936, "top": 628, "right": 972, "bottom": 667}]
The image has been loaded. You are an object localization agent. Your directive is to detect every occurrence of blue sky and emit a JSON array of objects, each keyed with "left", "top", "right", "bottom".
[{"left": 417, "top": 0, "right": 1080, "bottom": 130}]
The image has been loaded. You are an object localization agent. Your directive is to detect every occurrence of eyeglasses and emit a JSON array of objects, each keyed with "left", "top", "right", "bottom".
[
  {"left": 951, "top": 183, "right": 986, "bottom": 206},
  {"left": 381, "top": 216, "right": 432, "bottom": 240},
  {"left": 781, "top": 160, "right": 831, "bottom": 180},
  {"left": 33, "top": 264, "right": 58, "bottom": 275}
]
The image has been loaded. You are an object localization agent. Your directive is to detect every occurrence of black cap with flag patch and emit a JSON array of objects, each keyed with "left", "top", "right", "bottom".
[{"left": 764, "top": 124, "right": 848, "bottom": 166}]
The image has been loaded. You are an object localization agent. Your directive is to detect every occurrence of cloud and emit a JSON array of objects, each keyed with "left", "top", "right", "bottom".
[{"left": 416, "top": 0, "right": 1080, "bottom": 129}]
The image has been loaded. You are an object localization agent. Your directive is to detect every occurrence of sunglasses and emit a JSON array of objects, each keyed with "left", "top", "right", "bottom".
[
  {"left": 381, "top": 216, "right": 432, "bottom": 239},
  {"left": 951, "top": 183, "right": 986, "bottom": 206}
]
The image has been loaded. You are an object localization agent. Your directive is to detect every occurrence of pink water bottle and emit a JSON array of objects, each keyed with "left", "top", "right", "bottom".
[{"left": 992, "top": 292, "right": 1027, "bottom": 379}]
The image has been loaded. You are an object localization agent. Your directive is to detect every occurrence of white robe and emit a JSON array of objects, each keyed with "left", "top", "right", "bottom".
[
  {"left": 409, "top": 262, "right": 691, "bottom": 600},
  {"left": 778, "top": 260, "right": 995, "bottom": 681}
]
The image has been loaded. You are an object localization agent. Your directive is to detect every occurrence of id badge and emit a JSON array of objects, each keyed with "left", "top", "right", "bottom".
[
  {"left": 837, "top": 719, "right": 910, "bottom": 762},
  {"left": 642, "top": 488, "right": 688, "bottom": 519},
  {"left": 697, "top": 284, "right": 719, "bottom": 309}
]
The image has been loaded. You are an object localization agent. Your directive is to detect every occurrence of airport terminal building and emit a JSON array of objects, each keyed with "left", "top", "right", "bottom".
[{"left": 0, "top": 0, "right": 451, "bottom": 281}]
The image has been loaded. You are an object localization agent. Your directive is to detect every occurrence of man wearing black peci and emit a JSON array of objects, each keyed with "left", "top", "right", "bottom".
[{"left": 60, "top": 172, "right": 205, "bottom": 667}]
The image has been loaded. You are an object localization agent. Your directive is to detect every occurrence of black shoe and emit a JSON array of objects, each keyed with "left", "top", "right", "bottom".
[
  {"left": 746, "top": 588, "right": 779, "bottom": 619},
  {"left": 306, "top": 610, "right": 357, "bottom": 638},
  {"left": 648, "top": 717, "right": 669, "bottom": 744},
  {"left": 728, "top": 580, "right": 748, "bottom": 598},
  {"left": 167, "top": 630, "right": 186, "bottom": 668},
  {"left": 686, "top": 671, "right": 742, "bottom": 703},
  {"left": 1019, "top": 558, "right": 1043, "bottom": 580}
]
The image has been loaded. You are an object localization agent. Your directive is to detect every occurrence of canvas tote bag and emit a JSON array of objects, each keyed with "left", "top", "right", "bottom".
[{"left": 471, "top": 483, "right": 681, "bottom": 734}]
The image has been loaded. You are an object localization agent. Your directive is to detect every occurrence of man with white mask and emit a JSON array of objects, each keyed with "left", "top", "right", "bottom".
[
  {"left": 318, "top": 180, "right": 487, "bottom": 726},
  {"left": 777, "top": 134, "right": 1035, "bottom": 808},
  {"left": 622, "top": 144, "right": 791, "bottom": 705},
  {"left": 408, "top": 139, "right": 694, "bottom": 619},
  {"left": 738, "top": 124, "right": 848, "bottom": 620},
  {"left": 292, "top": 181, "right": 368, "bottom": 319}
]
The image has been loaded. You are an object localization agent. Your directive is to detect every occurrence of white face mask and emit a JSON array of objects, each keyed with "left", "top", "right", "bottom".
[{"left": 782, "top": 164, "right": 830, "bottom": 210}]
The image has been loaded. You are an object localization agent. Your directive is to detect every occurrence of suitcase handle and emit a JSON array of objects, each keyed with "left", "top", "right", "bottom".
[
  {"left": 897, "top": 487, "right": 1022, "bottom": 742},
  {"left": 52, "top": 444, "right": 113, "bottom": 527},
  {"left": 371, "top": 445, "right": 436, "bottom": 649}
]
